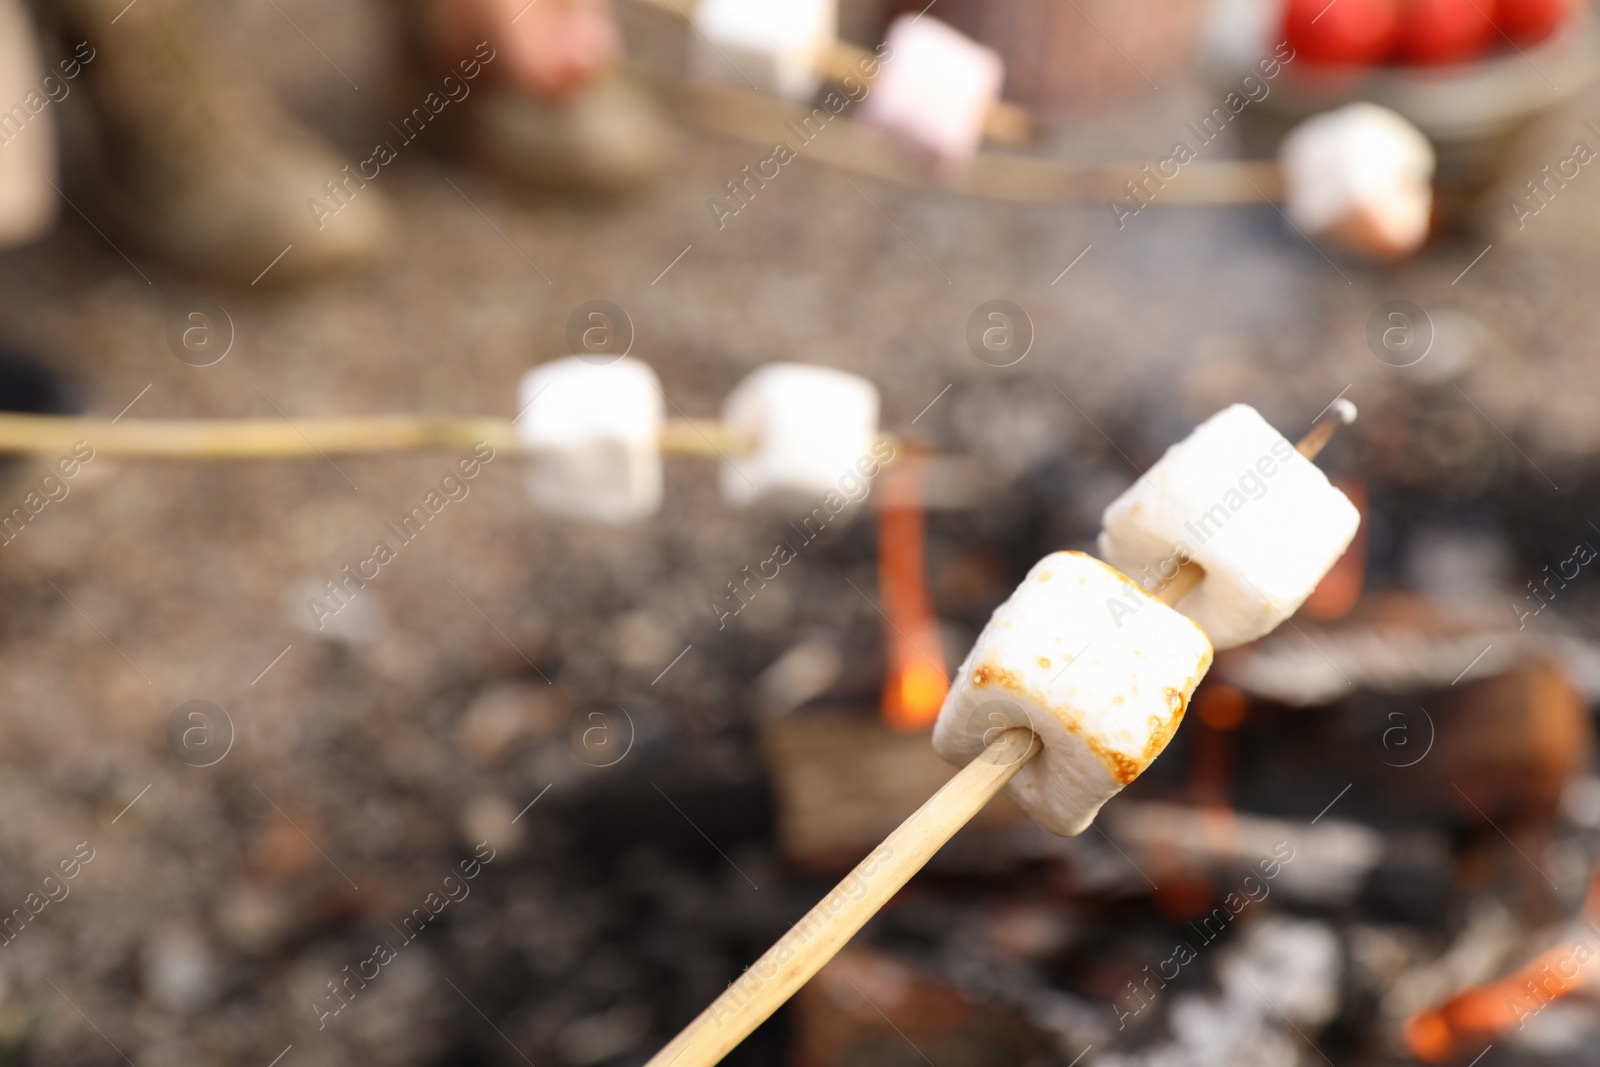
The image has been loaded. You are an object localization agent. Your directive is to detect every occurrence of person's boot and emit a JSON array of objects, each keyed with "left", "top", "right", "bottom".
[
  {"left": 404, "top": 0, "right": 677, "bottom": 196},
  {"left": 0, "top": 0, "right": 57, "bottom": 246},
  {"left": 467, "top": 71, "right": 679, "bottom": 196},
  {"left": 34, "top": 0, "right": 393, "bottom": 285}
]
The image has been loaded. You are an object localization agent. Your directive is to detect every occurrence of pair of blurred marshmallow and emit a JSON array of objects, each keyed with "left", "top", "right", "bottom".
[
  {"left": 690, "top": 0, "right": 1002, "bottom": 172},
  {"left": 516, "top": 359, "right": 879, "bottom": 525}
]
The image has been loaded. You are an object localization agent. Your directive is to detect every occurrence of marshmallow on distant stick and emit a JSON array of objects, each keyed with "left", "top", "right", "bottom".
[
  {"left": 860, "top": 16, "right": 1003, "bottom": 173},
  {"left": 516, "top": 357, "right": 663, "bottom": 525},
  {"left": 1279, "top": 103, "right": 1435, "bottom": 260},
  {"left": 1098, "top": 403, "right": 1360, "bottom": 650},
  {"left": 720, "top": 363, "right": 882, "bottom": 507},
  {"left": 690, "top": 0, "right": 837, "bottom": 103},
  {"left": 0, "top": 0, "right": 55, "bottom": 245},
  {"left": 932, "top": 551, "right": 1213, "bottom": 836}
]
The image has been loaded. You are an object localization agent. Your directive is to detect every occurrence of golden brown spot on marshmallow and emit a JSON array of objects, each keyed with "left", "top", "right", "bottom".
[
  {"left": 971, "top": 633, "right": 1211, "bottom": 788},
  {"left": 1038, "top": 571, "right": 1052, "bottom": 582},
  {"left": 1089, "top": 741, "right": 1141, "bottom": 785},
  {"left": 1143, "top": 687, "right": 1191, "bottom": 762},
  {"left": 972, "top": 664, "right": 1022, "bottom": 690},
  {"left": 980, "top": 663, "right": 1145, "bottom": 786}
]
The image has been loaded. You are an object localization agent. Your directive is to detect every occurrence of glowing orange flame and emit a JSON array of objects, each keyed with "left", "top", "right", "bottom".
[
  {"left": 897, "top": 663, "right": 948, "bottom": 719},
  {"left": 879, "top": 443, "right": 948, "bottom": 731}
]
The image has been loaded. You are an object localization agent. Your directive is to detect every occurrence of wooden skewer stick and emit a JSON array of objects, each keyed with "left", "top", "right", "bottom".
[
  {"left": 0, "top": 413, "right": 520, "bottom": 459},
  {"left": 0, "top": 414, "right": 756, "bottom": 461},
  {"left": 642, "top": 404, "right": 1356, "bottom": 1067},
  {"left": 0, "top": 414, "right": 915, "bottom": 475},
  {"left": 643, "top": 728, "right": 1042, "bottom": 1067},
  {"left": 671, "top": 73, "right": 1284, "bottom": 206},
  {"left": 1294, "top": 397, "right": 1359, "bottom": 463}
]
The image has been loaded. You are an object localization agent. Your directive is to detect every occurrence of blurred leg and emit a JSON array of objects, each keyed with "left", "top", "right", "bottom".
[
  {"left": 405, "top": 0, "right": 676, "bottom": 195},
  {"left": 33, "top": 0, "right": 394, "bottom": 284},
  {"left": 424, "top": 0, "right": 623, "bottom": 98}
]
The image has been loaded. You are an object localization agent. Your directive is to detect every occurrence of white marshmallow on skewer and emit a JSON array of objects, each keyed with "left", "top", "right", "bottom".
[
  {"left": 932, "top": 551, "right": 1214, "bottom": 837},
  {"left": 720, "top": 363, "right": 881, "bottom": 507},
  {"left": 860, "top": 16, "right": 1003, "bottom": 173},
  {"left": 1098, "top": 404, "right": 1360, "bottom": 650},
  {"left": 689, "top": 0, "right": 838, "bottom": 103},
  {"left": 1279, "top": 103, "right": 1436, "bottom": 260},
  {"left": 516, "top": 357, "right": 664, "bottom": 525}
]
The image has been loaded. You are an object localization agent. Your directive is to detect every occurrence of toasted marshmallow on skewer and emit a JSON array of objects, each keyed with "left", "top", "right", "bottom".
[
  {"left": 516, "top": 357, "right": 664, "bottom": 525},
  {"left": 1279, "top": 103, "right": 1436, "bottom": 260},
  {"left": 932, "top": 551, "right": 1213, "bottom": 836},
  {"left": 860, "top": 16, "right": 1004, "bottom": 174},
  {"left": 1098, "top": 404, "right": 1360, "bottom": 650},
  {"left": 638, "top": 399, "right": 1364, "bottom": 1067},
  {"left": 690, "top": 0, "right": 838, "bottom": 103},
  {"left": 720, "top": 363, "right": 882, "bottom": 507}
]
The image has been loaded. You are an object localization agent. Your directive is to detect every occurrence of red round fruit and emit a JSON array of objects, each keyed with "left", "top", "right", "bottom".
[
  {"left": 1494, "top": 0, "right": 1571, "bottom": 44},
  {"left": 1283, "top": 0, "right": 1404, "bottom": 65},
  {"left": 1398, "top": 0, "right": 1499, "bottom": 65}
]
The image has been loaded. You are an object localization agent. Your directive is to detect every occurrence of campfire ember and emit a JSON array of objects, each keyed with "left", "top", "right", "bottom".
[
  {"left": 1405, "top": 873, "right": 1600, "bottom": 1062},
  {"left": 878, "top": 442, "right": 950, "bottom": 731}
]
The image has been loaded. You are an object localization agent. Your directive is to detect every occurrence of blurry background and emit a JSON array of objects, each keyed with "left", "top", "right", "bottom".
[{"left": 1, "top": 0, "right": 1600, "bottom": 1064}]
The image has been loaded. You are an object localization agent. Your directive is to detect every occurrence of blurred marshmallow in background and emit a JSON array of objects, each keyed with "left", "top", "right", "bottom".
[
  {"left": 1279, "top": 102, "right": 1435, "bottom": 260},
  {"left": 860, "top": 15, "right": 1002, "bottom": 172},
  {"left": 1204, "top": 0, "right": 1286, "bottom": 70},
  {"left": 0, "top": 0, "right": 57, "bottom": 246},
  {"left": 517, "top": 357, "right": 665, "bottom": 525},
  {"left": 690, "top": 0, "right": 838, "bottom": 102},
  {"left": 720, "top": 362, "right": 880, "bottom": 507},
  {"left": 1201, "top": 0, "right": 1598, "bottom": 234}
]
